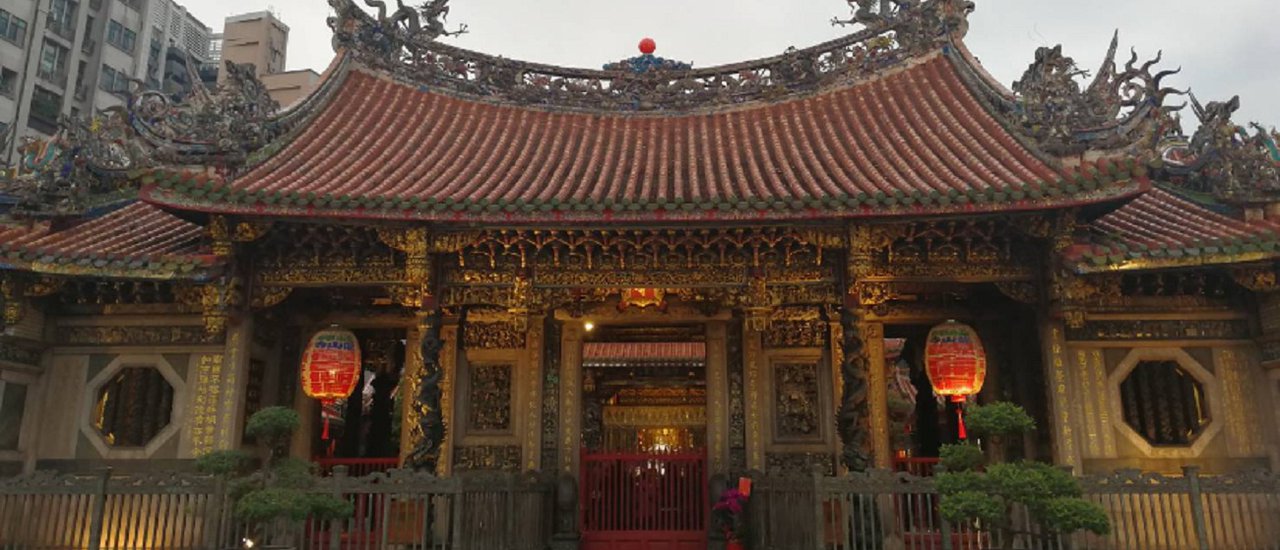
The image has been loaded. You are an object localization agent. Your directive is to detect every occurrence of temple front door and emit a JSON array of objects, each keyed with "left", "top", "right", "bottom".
[{"left": 580, "top": 450, "right": 708, "bottom": 550}]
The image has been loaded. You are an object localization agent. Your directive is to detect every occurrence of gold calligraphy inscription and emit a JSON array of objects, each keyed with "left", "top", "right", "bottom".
[
  {"left": 1075, "top": 349, "right": 1099, "bottom": 458},
  {"left": 524, "top": 319, "right": 544, "bottom": 471},
  {"left": 560, "top": 326, "right": 583, "bottom": 474},
  {"left": 1050, "top": 327, "right": 1078, "bottom": 467},
  {"left": 745, "top": 326, "right": 765, "bottom": 471},
  {"left": 1217, "top": 348, "right": 1258, "bottom": 457},
  {"left": 866, "top": 322, "right": 890, "bottom": 469},
  {"left": 217, "top": 332, "right": 242, "bottom": 449},
  {"left": 707, "top": 324, "right": 728, "bottom": 474},
  {"left": 1091, "top": 349, "right": 1116, "bottom": 456},
  {"left": 189, "top": 353, "right": 224, "bottom": 457},
  {"left": 439, "top": 325, "right": 457, "bottom": 475}
]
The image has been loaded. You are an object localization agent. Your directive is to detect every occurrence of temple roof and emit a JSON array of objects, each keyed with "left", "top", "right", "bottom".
[
  {"left": 1066, "top": 188, "right": 1280, "bottom": 273},
  {"left": 0, "top": 202, "right": 218, "bottom": 280},
  {"left": 142, "top": 50, "right": 1146, "bottom": 224}
]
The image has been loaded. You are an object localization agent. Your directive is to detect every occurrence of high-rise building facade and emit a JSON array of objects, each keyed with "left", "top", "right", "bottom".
[
  {"left": 0, "top": 0, "right": 211, "bottom": 164},
  {"left": 213, "top": 10, "right": 318, "bottom": 107}
]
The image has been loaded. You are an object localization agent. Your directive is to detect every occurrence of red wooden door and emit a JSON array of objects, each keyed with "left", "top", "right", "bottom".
[{"left": 580, "top": 451, "right": 708, "bottom": 550}]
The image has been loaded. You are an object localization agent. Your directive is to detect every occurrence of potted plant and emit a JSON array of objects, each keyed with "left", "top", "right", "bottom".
[
  {"left": 712, "top": 488, "right": 749, "bottom": 550},
  {"left": 936, "top": 402, "right": 1109, "bottom": 550},
  {"left": 197, "top": 407, "right": 353, "bottom": 548}
]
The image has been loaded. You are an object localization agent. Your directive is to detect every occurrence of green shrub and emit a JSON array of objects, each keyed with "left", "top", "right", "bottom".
[
  {"left": 938, "top": 443, "right": 985, "bottom": 472},
  {"left": 936, "top": 402, "right": 1109, "bottom": 545},
  {"left": 964, "top": 402, "right": 1035, "bottom": 439},
  {"left": 199, "top": 407, "right": 351, "bottom": 541}
]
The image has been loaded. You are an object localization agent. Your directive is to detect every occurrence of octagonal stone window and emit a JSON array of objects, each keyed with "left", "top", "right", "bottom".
[
  {"left": 1119, "top": 360, "right": 1210, "bottom": 447},
  {"left": 93, "top": 366, "right": 175, "bottom": 447}
]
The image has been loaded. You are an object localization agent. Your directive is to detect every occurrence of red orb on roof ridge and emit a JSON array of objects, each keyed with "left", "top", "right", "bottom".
[{"left": 639, "top": 38, "right": 657, "bottom": 55}]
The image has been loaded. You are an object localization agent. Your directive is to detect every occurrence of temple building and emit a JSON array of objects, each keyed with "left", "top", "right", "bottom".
[{"left": 1, "top": 0, "right": 1279, "bottom": 544}]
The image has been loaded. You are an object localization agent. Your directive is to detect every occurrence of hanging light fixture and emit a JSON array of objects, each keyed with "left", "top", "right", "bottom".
[
  {"left": 924, "top": 320, "right": 987, "bottom": 439},
  {"left": 300, "top": 326, "right": 362, "bottom": 441}
]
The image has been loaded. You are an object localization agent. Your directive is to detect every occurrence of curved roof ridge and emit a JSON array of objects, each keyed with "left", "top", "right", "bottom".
[{"left": 325, "top": 0, "right": 979, "bottom": 113}]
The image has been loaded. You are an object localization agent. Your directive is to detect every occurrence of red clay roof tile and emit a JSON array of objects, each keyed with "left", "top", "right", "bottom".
[
  {"left": 0, "top": 202, "right": 218, "bottom": 280},
  {"left": 145, "top": 52, "right": 1144, "bottom": 223},
  {"left": 1065, "top": 188, "right": 1280, "bottom": 272}
]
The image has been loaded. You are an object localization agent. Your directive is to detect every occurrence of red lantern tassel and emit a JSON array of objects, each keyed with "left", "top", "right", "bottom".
[{"left": 952, "top": 395, "right": 968, "bottom": 440}]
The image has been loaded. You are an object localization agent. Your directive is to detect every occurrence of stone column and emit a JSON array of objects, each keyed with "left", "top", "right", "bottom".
[
  {"left": 399, "top": 318, "right": 459, "bottom": 475},
  {"left": 1038, "top": 317, "right": 1082, "bottom": 472},
  {"left": 559, "top": 323, "right": 585, "bottom": 476},
  {"left": 215, "top": 315, "right": 253, "bottom": 450},
  {"left": 522, "top": 315, "right": 545, "bottom": 472},
  {"left": 705, "top": 321, "right": 730, "bottom": 475},
  {"left": 743, "top": 318, "right": 766, "bottom": 472},
  {"left": 865, "top": 321, "right": 890, "bottom": 469}
]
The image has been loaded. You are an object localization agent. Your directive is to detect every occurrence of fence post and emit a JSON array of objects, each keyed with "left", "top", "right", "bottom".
[
  {"left": 813, "top": 465, "right": 825, "bottom": 550},
  {"left": 330, "top": 465, "right": 347, "bottom": 550},
  {"left": 204, "top": 474, "right": 228, "bottom": 550},
  {"left": 506, "top": 474, "right": 517, "bottom": 550},
  {"left": 937, "top": 465, "right": 953, "bottom": 550},
  {"left": 86, "top": 467, "right": 111, "bottom": 550},
  {"left": 1184, "top": 465, "right": 1210, "bottom": 550}
]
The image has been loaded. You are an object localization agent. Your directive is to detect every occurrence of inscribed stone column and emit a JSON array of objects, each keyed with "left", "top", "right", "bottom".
[
  {"left": 215, "top": 315, "right": 253, "bottom": 450},
  {"left": 743, "top": 318, "right": 766, "bottom": 471},
  {"left": 705, "top": 321, "right": 730, "bottom": 475},
  {"left": 1037, "top": 317, "right": 1082, "bottom": 472},
  {"left": 864, "top": 320, "right": 891, "bottom": 469},
  {"left": 523, "top": 315, "right": 545, "bottom": 472},
  {"left": 559, "top": 323, "right": 585, "bottom": 475}
]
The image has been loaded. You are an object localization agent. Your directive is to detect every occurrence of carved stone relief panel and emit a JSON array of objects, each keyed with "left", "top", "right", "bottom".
[
  {"left": 541, "top": 319, "right": 561, "bottom": 469},
  {"left": 764, "top": 320, "right": 825, "bottom": 348},
  {"left": 765, "top": 452, "right": 836, "bottom": 476},
  {"left": 467, "top": 363, "right": 512, "bottom": 433},
  {"left": 464, "top": 321, "right": 526, "bottom": 350},
  {"left": 453, "top": 445, "right": 522, "bottom": 472},
  {"left": 773, "top": 361, "right": 822, "bottom": 442}
]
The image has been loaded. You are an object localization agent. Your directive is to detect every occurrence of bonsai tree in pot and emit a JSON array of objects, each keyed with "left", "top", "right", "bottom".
[
  {"left": 197, "top": 406, "right": 352, "bottom": 548},
  {"left": 936, "top": 402, "right": 1109, "bottom": 550}
]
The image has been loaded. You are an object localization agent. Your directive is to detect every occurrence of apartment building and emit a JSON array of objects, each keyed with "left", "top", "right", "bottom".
[
  {"left": 214, "top": 10, "right": 317, "bottom": 107},
  {"left": 0, "top": 0, "right": 211, "bottom": 163}
]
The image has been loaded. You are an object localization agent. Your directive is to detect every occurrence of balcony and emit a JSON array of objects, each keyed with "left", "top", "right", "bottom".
[
  {"left": 36, "top": 68, "right": 67, "bottom": 90},
  {"left": 45, "top": 18, "right": 76, "bottom": 42},
  {"left": 73, "top": 84, "right": 88, "bottom": 101},
  {"left": 81, "top": 39, "right": 95, "bottom": 56}
]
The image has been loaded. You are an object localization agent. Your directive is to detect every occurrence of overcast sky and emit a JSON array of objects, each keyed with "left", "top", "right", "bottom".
[{"left": 187, "top": 0, "right": 1280, "bottom": 129}]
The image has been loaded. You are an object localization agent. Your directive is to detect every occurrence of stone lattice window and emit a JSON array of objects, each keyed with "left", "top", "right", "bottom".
[
  {"left": 1119, "top": 360, "right": 1210, "bottom": 446},
  {"left": 93, "top": 366, "right": 174, "bottom": 447}
]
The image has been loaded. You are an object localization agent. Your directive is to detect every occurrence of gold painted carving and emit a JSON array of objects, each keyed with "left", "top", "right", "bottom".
[
  {"left": 603, "top": 406, "right": 707, "bottom": 427},
  {"left": 0, "top": 276, "right": 22, "bottom": 326},
  {"left": 208, "top": 215, "right": 233, "bottom": 257},
  {"left": 249, "top": 285, "right": 292, "bottom": 309},
  {"left": 176, "top": 278, "right": 243, "bottom": 336},
  {"left": 1232, "top": 266, "right": 1278, "bottom": 292},
  {"left": 995, "top": 281, "right": 1040, "bottom": 304},
  {"left": 377, "top": 227, "right": 431, "bottom": 286},
  {"left": 232, "top": 221, "right": 273, "bottom": 243},
  {"left": 463, "top": 321, "right": 526, "bottom": 349}
]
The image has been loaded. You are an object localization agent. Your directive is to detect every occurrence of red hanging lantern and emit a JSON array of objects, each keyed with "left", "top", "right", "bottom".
[
  {"left": 300, "top": 327, "right": 362, "bottom": 441},
  {"left": 924, "top": 321, "right": 987, "bottom": 440}
]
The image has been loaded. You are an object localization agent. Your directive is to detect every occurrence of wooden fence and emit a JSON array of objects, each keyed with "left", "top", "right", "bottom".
[
  {"left": 0, "top": 467, "right": 554, "bottom": 550},
  {"left": 750, "top": 466, "right": 1280, "bottom": 550},
  {"left": 3, "top": 465, "right": 1278, "bottom": 550}
]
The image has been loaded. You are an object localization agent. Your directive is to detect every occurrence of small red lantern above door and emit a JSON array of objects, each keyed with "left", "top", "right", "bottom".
[
  {"left": 301, "top": 326, "right": 362, "bottom": 440},
  {"left": 924, "top": 320, "right": 987, "bottom": 439}
]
